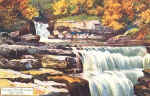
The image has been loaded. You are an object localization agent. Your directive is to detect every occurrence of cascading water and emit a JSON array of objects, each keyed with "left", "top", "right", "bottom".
[
  {"left": 75, "top": 46, "right": 150, "bottom": 96},
  {"left": 34, "top": 21, "right": 50, "bottom": 40}
]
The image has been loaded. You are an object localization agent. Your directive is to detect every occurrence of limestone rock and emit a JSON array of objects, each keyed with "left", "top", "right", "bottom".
[
  {"left": 20, "top": 34, "right": 40, "bottom": 43},
  {"left": 40, "top": 55, "right": 67, "bottom": 68},
  {"left": 47, "top": 75, "right": 90, "bottom": 96},
  {"left": 135, "top": 69, "right": 150, "bottom": 96},
  {"left": 0, "top": 44, "right": 74, "bottom": 58},
  {"left": 0, "top": 79, "right": 14, "bottom": 87},
  {"left": 13, "top": 80, "right": 70, "bottom": 96},
  {"left": 0, "top": 69, "right": 32, "bottom": 79},
  {"left": 7, "top": 59, "right": 41, "bottom": 70},
  {"left": 21, "top": 55, "right": 35, "bottom": 59},
  {"left": 22, "top": 68, "right": 63, "bottom": 76}
]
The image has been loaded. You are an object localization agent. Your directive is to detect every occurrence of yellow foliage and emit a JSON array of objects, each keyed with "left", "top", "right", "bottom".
[
  {"left": 139, "top": 9, "right": 150, "bottom": 24},
  {"left": 53, "top": 0, "right": 96, "bottom": 16},
  {"left": 22, "top": 7, "right": 39, "bottom": 20},
  {"left": 53, "top": 0, "right": 69, "bottom": 15},
  {"left": 101, "top": 0, "right": 136, "bottom": 30},
  {"left": 86, "top": 0, "right": 95, "bottom": 8},
  {"left": 87, "top": 9, "right": 98, "bottom": 15},
  {"left": 109, "top": 21, "right": 124, "bottom": 30}
]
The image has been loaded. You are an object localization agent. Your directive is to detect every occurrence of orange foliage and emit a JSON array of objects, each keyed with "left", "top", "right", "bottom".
[
  {"left": 0, "top": 0, "right": 38, "bottom": 20},
  {"left": 101, "top": 0, "right": 150, "bottom": 31},
  {"left": 0, "top": 0, "right": 38, "bottom": 30}
]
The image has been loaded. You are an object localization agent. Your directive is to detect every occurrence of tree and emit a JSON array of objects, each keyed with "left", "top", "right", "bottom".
[
  {"left": 101, "top": 0, "right": 150, "bottom": 31},
  {"left": 0, "top": 0, "right": 39, "bottom": 31},
  {"left": 52, "top": 0, "right": 98, "bottom": 16}
]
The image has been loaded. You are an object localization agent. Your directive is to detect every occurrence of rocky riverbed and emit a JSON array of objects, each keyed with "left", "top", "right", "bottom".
[
  {"left": 0, "top": 32, "right": 91, "bottom": 96},
  {"left": 0, "top": 30, "right": 150, "bottom": 96}
]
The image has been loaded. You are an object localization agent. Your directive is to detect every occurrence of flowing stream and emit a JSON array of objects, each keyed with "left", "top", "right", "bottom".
[
  {"left": 74, "top": 46, "right": 150, "bottom": 96},
  {"left": 33, "top": 21, "right": 150, "bottom": 96}
]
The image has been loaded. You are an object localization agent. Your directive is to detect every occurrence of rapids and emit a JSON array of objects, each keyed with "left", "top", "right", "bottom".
[{"left": 75, "top": 46, "right": 150, "bottom": 96}]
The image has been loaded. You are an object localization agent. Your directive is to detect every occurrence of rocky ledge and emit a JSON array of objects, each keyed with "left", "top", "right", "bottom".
[
  {"left": 0, "top": 32, "right": 90, "bottom": 96},
  {"left": 134, "top": 69, "right": 150, "bottom": 96}
]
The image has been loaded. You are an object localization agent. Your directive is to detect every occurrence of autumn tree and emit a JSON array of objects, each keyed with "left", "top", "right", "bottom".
[
  {"left": 52, "top": 0, "right": 102, "bottom": 16},
  {"left": 100, "top": 0, "right": 150, "bottom": 31},
  {"left": 0, "top": 0, "right": 39, "bottom": 31}
]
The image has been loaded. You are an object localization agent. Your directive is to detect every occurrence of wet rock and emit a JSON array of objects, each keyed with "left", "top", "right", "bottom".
[
  {"left": 135, "top": 69, "right": 150, "bottom": 96},
  {"left": 143, "top": 69, "right": 150, "bottom": 76},
  {"left": 40, "top": 55, "right": 67, "bottom": 68}
]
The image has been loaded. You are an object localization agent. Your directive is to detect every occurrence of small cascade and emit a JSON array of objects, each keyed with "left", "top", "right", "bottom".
[
  {"left": 34, "top": 21, "right": 50, "bottom": 40},
  {"left": 82, "top": 46, "right": 147, "bottom": 56},
  {"left": 75, "top": 46, "right": 150, "bottom": 96}
]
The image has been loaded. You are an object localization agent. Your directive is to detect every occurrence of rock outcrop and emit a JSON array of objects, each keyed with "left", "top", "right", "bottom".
[{"left": 134, "top": 69, "right": 150, "bottom": 96}]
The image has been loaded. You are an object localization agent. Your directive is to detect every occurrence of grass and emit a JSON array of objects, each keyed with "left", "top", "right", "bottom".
[{"left": 58, "top": 14, "right": 99, "bottom": 21}]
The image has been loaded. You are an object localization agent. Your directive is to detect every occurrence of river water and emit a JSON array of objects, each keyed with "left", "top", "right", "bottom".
[
  {"left": 33, "top": 21, "right": 150, "bottom": 96},
  {"left": 74, "top": 46, "right": 150, "bottom": 96}
]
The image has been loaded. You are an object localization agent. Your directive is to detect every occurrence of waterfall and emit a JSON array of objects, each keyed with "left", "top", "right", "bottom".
[
  {"left": 76, "top": 46, "right": 150, "bottom": 96},
  {"left": 82, "top": 46, "right": 147, "bottom": 56},
  {"left": 34, "top": 21, "right": 50, "bottom": 40}
]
